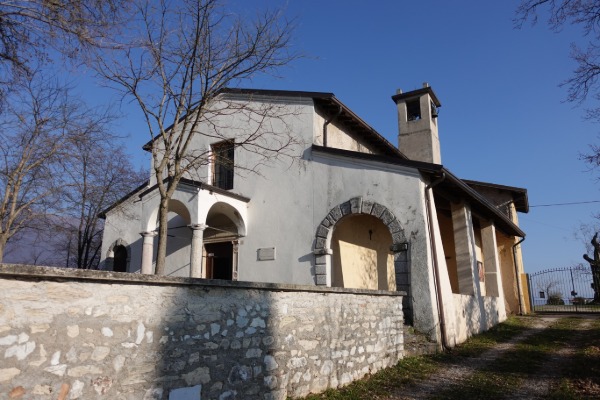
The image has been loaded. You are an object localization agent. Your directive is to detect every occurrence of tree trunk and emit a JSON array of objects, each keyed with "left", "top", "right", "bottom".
[
  {"left": 593, "top": 266, "right": 600, "bottom": 303},
  {"left": 0, "top": 236, "right": 5, "bottom": 264},
  {"left": 154, "top": 198, "right": 170, "bottom": 275}
]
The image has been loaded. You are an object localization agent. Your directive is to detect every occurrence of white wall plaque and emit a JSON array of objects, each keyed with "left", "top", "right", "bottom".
[{"left": 257, "top": 247, "right": 276, "bottom": 261}]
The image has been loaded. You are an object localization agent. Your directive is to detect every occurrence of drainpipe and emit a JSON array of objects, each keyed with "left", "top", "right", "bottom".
[
  {"left": 424, "top": 172, "right": 450, "bottom": 350},
  {"left": 512, "top": 237, "right": 526, "bottom": 315},
  {"left": 323, "top": 105, "right": 343, "bottom": 147}
]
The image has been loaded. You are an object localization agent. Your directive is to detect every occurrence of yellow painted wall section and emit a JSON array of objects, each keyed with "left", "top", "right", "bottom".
[
  {"left": 331, "top": 215, "right": 395, "bottom": 290},
  {"left": 473, "top": 224, "right": 486, "bottom": 296},
  {"left": 437, "top": 211, "right": 459, "bottom": 293},
  {"left": 497, "top": 233, "right": 519, "bottom": 314},
  {"left": 520, "top": 273, "right": 532, "bottom": 313},
  {"left": 313, "top": 110, "right": 376, "bottom": 154}
]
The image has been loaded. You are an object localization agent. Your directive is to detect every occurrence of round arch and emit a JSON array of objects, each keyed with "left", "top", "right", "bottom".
[
  {"left": 105, "top": 238, "right": 131, "bottom": 272},
  {"left": 205, "top": 202, "right": 246, "bottom": 238},
  {"left": 313, "top": 197, "right": 409, "bottom": 288},
  {"left": 145, "top": 198, "right": 192, "bottom": 231}
]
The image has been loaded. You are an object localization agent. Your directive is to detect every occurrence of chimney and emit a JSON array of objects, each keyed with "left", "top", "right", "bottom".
[{"left": 391, "top": 83, "right": 442, "bottom": 164}]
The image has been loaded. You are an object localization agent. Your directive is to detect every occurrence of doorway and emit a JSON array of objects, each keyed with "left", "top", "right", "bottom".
[{"left": 205, "top": 242, "right": 233, "bottom": 280}]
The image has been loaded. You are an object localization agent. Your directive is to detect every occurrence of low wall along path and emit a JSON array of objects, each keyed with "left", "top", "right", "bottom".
[{"left": 0, "top": 264, "right": 405, "bottom": 399}]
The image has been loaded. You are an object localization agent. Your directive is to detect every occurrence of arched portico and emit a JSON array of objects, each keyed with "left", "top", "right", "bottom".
[
  {"left": 313, "top": 197, "right": 410, "bottom": 293},
  {"left": 140, "top": 198, "right": 194, "bottom": 276},
  {"left": 139, "top": 183, "right": 248, "bottom": 278}
]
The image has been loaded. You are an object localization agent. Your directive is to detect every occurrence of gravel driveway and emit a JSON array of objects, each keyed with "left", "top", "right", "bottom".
[{"left": 384, "top": 313, "right": 600, "bottom": 400}]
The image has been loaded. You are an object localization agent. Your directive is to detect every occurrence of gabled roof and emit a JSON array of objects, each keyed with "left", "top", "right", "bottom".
[
  {"left": 462, "top": 179, "right": 529, "bottom": 213},
  {"left": 143, "top": 88, "right": 406, "bottom": 159},
  {"left": 220, "top": 88, "right": 406, "bottom": 158}
]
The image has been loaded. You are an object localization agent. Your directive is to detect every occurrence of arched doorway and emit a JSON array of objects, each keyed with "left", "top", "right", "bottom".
[
  {"left": 203, "top": 202, "right": 245, "bottom": 280},
  {"left": 113, "top": 245, "right": 128, "bottom": 272},
  {"left": 106, "top": 239, "right": 130, "bottom": 272},
  {"left": 331, "top": 214, "right": 395, "bottom": 290},
  {"left": 314, "top": 197, "right": 408, "bottom": 287}
]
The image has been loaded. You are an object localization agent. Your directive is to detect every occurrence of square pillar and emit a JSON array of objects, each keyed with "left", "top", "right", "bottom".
[
  {"left": 481, "top": 221, "right": 502, "bottom": 297},
  {"left": 450, "top": 202, "right": 476, "bottom": 295}
]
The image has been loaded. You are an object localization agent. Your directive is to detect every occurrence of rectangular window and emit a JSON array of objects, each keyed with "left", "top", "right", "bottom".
[{"left": 212, "top": 141, "right": 234, "bottom": 190}]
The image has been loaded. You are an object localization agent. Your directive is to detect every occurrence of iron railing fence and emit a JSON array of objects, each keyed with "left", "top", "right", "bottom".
[{"left": 528, "top": 266, "right": 600, "bottom": 313}]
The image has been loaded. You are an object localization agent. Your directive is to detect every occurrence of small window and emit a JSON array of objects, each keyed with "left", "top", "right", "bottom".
[
  {"left": 212, "top": 141, "right": 234, "bottom": 190},
  {"left": 406, "top": 99, "right": 421, "bottom": 121}
]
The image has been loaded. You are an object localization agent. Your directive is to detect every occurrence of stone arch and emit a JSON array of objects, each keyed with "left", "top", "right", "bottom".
[
  {"left": 313, "top": 197, "right": 409, "bottom": 290},
  {"left": 205, "top": 202, "right": 246, "bottom": 238},
  {"left": 105, "top": 238, "right": 131, "bottom": 272},
  {"left": 144, "top": 198, "right": 192, "bottom": 232}
]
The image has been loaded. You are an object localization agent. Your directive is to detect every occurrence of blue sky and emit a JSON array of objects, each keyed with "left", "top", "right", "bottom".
[{"left": 74, "top": 1, "right": 600, "bottom": 274}]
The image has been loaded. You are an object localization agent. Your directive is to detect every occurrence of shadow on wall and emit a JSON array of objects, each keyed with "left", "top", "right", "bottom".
[
  {"left": 151, "top": 283, "right": 280, "bottom": 399},
  {"left": 0, "top": 266, "right": 405, "bottom": 399}
]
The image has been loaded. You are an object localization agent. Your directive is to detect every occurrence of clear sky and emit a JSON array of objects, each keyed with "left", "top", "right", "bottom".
[{"left": 73, "top": 0, "right": 600, "bottom": 274}]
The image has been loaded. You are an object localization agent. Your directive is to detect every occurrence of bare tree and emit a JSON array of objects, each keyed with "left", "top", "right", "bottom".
[
  {"left": 57, "top": 139, "right": 145, "bottom": 269},
  {"left": 535, "top": 276, "right": 564, "bottom": 304},
  {"left": 0, "top": 71, "right": 127, "bottom": 264},
  {"left": 0, "top": 0, "right": 130, "bottom": 83},
  {"left": 96, "top": 0, "right": 299, "bottom": 275},
  {"left": 516, "top": 1, "right": 600, "bottom": 168}
]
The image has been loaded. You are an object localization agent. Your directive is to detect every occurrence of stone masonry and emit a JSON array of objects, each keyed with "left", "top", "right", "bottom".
[{"left": 0, "top": 265, "right": 404, "bottom": 399}]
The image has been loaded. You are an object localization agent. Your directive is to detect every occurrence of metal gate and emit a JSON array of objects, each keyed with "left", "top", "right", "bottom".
[{"left": 528, "top": 266, "right": 600, "bottom": 313}]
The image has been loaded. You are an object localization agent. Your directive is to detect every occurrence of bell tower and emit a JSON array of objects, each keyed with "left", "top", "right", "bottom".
[{"left": 392, "top": 83, "right": 442, "bottom": 164}]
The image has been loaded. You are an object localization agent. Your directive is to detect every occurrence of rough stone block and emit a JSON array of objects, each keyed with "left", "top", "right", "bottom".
[
  {"left": 361, "top": 201, "right": 374, "bottom": 215},
  {"left": 340, "top": 201, "right": 351, "bottom": 216},
  {"left": 381, "top": 209, "right": 394, "bottom": 225},
  {"left": 169, "top": 385, "right": 202, "bottom": 400},
  {"left": 394, "top": 251, "right": 408, "bottom": 262},
  {"left": 350, "top": 197, "right": 362, "bottom": 214},
  {"left": 387, "top": 219, "right": 402, "bottom": 234},
  {"left": 392, "top": 231, "right": 406, "bottom": 244},
  {"left": 315, "top": 237, "right": 326, "bottom": 250},
  {"left": 328, "top": 206, "right": 342, "bottom": 222},
  {"left": 371, "top": 203, "right": 385, "bottom": 218},
  {"left": 315, "top": 274, "right": 328, "bottom": 286},
  {"left": 314, "top": 254, "right": 328, "bottom": 265},
  {"left": 316, "top": 225, "right": 330, "bottom": 239},
  {"left": 314, "top": 264, "right": 327, "bottom": 275}
]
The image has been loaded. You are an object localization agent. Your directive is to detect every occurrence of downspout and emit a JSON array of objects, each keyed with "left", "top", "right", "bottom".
[
  {"left": 322, "top": 105, "right": 343, "bottom": 147},
  {"left": 512, "top": 237, "right": 526, "bottom": 315},
  {"left": 424, "top": 172, "right": 450, "bottom": 350}
]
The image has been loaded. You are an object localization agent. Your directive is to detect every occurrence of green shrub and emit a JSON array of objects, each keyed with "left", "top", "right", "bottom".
[
  {"left": 572, "top": 297, "right": 586, "bottom": 305},
  {"left": 547, "top": 294, "right": 565, "bottom": 305}
]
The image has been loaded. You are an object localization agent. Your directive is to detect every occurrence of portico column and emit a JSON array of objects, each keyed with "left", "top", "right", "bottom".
[
  {"left": 189, "top": 224, "right": 207, "bottom": 278},
  {"left": 140, "top": 231, "right": 157, "bottom": 275}
]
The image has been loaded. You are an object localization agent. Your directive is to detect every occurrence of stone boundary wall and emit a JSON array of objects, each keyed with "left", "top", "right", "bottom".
[{"left": 0, "top": 265, "right": 404, "bottom": 399}]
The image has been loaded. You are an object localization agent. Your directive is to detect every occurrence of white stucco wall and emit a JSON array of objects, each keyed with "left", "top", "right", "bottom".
[{"left": 100, "top": 92, "right": 514, "bottom": 346}]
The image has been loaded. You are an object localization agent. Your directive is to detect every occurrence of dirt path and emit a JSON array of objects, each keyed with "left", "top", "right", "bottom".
[
  {"left": 383, "top": 314, "right": 599, "bottom": 400},
  {"left": 509, "top": 317, "right": 594, "bottom": 399}
]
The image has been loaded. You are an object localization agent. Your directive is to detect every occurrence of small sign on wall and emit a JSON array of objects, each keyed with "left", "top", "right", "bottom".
[{"left": 257, "top": 247, "right": 276, "bottom": 261}]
